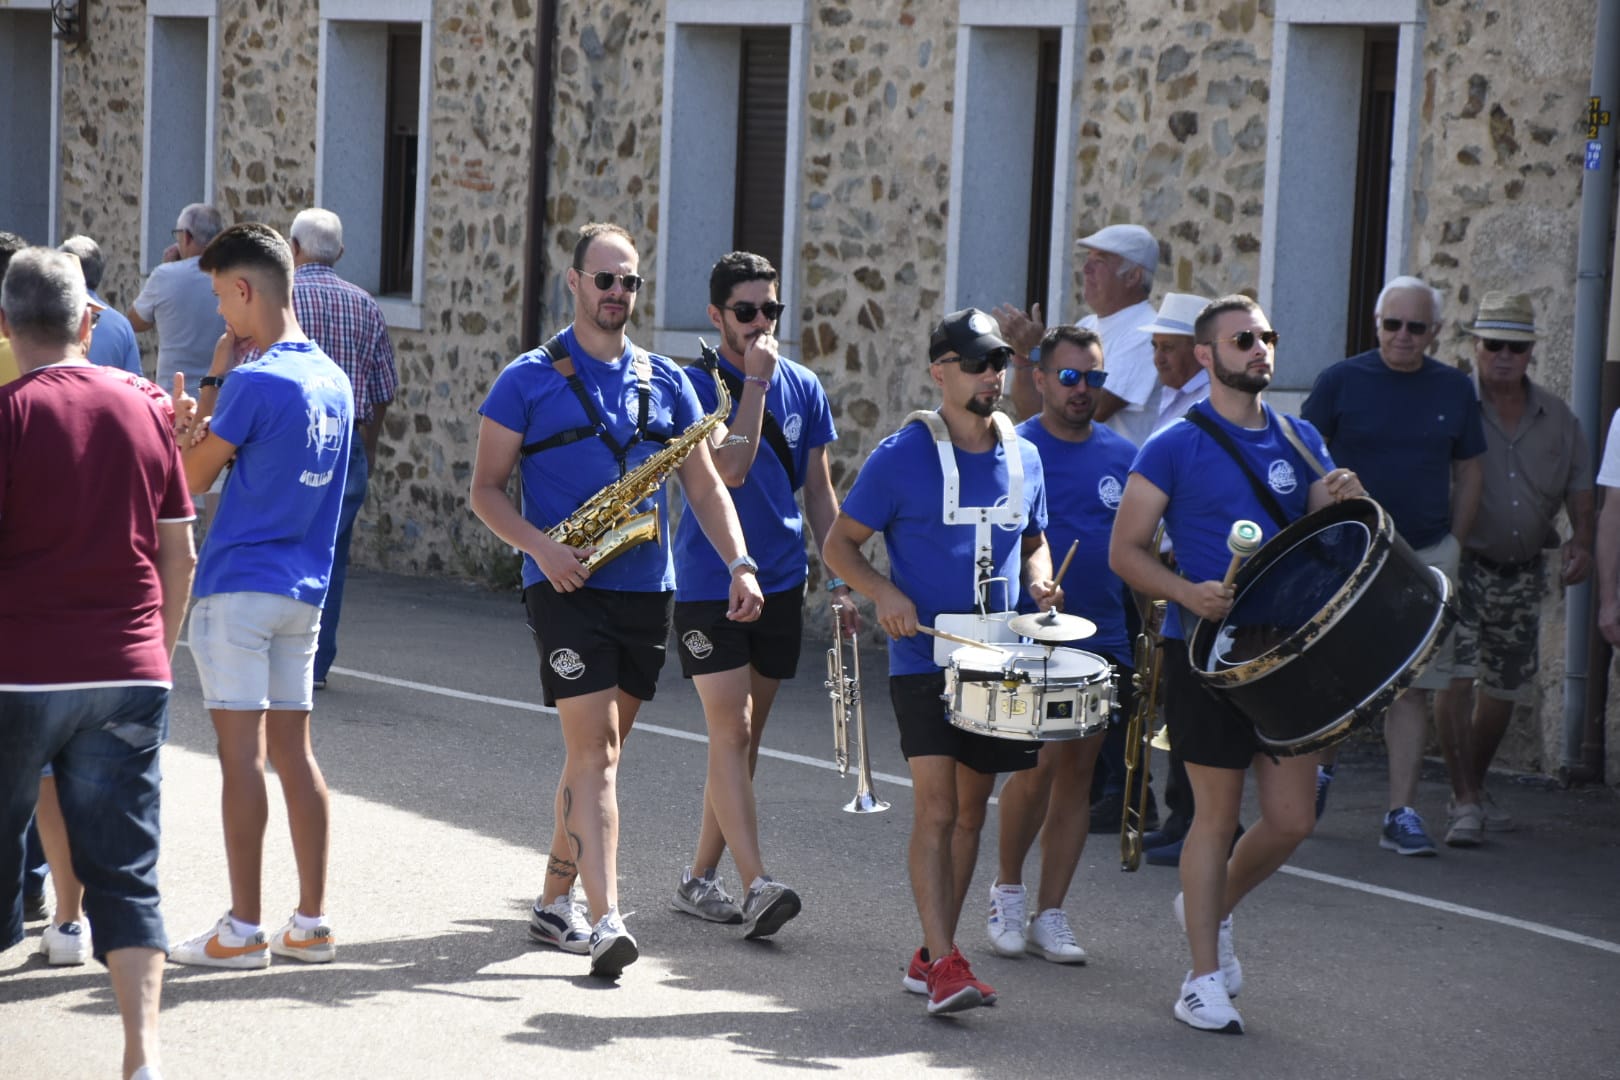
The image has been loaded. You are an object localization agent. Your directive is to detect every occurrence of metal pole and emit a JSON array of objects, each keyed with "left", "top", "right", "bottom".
[{"left": 1563, "top": 0, "right": 1620, "bottom": 778}]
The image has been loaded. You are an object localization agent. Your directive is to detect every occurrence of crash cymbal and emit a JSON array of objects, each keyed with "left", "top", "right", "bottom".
[{"left": 1007, "top": 610, "right": 1097, "bottom": 643}]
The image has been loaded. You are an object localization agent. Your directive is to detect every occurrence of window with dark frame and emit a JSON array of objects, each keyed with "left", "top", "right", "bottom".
[
  {"left": 1025, "top": 32, "right": 1061, "bottom": 313},
  {"left": 1345, "top": 31, "right": 1397, "bottom": 356},
  {"left": 733, "top": 27, "right": 790, "bottom": 273},
  {"left": 380, "top": 24, "right": 421, "bottom": 297}
]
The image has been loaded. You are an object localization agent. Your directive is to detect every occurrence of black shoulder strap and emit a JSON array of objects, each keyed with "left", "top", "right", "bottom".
[
  {"left": 712, "top": 364, "right": 799, "bottom": 489},
  {"left": 521, "top": 335, "right": 660, "bottom": 470},
  {"left": 1184, "top": 408, "right": 1292, "bottom": 531}
]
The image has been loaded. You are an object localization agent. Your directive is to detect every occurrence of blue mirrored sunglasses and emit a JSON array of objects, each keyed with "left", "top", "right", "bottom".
[{"left": 1055, "top": 368, "right": 1107, "bottom": 388}]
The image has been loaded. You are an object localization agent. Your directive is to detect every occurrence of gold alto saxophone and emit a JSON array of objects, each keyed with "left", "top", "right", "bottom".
[{"left": 548, "top": 339, "right": 731, "bottom": 571}]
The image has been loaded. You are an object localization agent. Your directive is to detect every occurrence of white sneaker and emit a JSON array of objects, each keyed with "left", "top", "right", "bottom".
[
  {"left": 1174, "top": 970, "right": 1244, "bottom": 1033},
  {"left": 39, "top": 921, "right": 89, "bottom": 966},
  {"left": 130, "top": 1067, "right": 164, "bottom": 1080},
  {"left": 529, "top": 894, "right": 593, "bottom": 954},
  {"left": 588, "top": 908, "right": 638, "bottom": 977},
  {"left": 169, "top": 911, "right": 270, "bottom": 970},
  {"left": 269, "top": 913, "right": 337, "bottom": 963},
  {"left": 1025, "top": 908, "right": 1087, "bottom": 964},
  {"left": 1173, "top": 892, "right": 1242, "bottom": 996},
  {"left": 986, "top": 881, "right": 1027, "bottom": 957}
]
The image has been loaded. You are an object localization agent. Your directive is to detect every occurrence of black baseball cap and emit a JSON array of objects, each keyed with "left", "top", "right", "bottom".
[{"left": 929, "top": 307, "right": 1012, "bottom": 363}]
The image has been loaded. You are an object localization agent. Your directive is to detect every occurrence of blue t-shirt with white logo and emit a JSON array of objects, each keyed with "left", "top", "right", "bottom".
[
  {"left": 1301, "top": 349, "right": 1485, "bottom": 549},
  {"left": 195, "top": 340, "right": 354, "bottom": 605},
  {"left": 673, "top": 351, "right": 837, "bottom": 601},
  {"left": 478, "top": 326, "right": 704, "bottom": 592},
  {"left": 841, "top": 417, "right": 1047, "bottom": 676},
  {"left": 1016, "top": 417, "right": 1136, "bottom": 661},
  {"left": 1130, "top": 399, "right": 1333, "bottom": 640}
]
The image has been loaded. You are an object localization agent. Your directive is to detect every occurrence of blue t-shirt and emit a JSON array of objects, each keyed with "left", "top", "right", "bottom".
[
  {"left": 1130, "top": 399, "right": 1333, "bottom": 640},
  {"left": 1301, "top": 349, "right": 1486, "bottom": 549},
  {"left": 673, "top": 352, "right": 837, "bottom": 601},
  {"left": 478, "top": 327, "right": 704, "bottom": 592},
  {"left": 1015, "top": 417, "right": 1136, "bottom": 661},
  {"left": 841, "top": 417, "right": 1048, "bottom": 676},
  {"left": 195, "top": 340, "right": 354, "bottom": 605}
]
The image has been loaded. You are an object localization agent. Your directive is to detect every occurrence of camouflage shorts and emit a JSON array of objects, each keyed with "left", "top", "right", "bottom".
[{"left": 1444, "top": 553, "right": 1545, "bottom": 700}]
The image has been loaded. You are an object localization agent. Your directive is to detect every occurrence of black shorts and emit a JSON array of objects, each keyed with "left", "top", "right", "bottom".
[
  {"left": 523, "top": 584, "right": 673, "bottom": 706},
  {"left": 673, "top": 586, "right": 805, "bottom": 679},
  {"left": 1161, "top": 642, "right": 1261, "bottom": 770},
  {"left": 889, "top": 672, "right": 1041, "bottom": 775}
]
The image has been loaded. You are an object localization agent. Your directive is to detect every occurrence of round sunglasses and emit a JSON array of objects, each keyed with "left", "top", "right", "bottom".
[
  {"left": 580, "top": 270, "right": 644, "bottom": 293},
  {"left": 1202, "top": 329, "right": 1279, "bottom": 351},
  {"left": 722, "top": 300, "right": 785, "bottom": 323}
]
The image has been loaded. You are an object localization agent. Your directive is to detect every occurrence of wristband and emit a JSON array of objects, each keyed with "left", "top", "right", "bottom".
[
  {"left": 199, "top": 375, "right": 227, "bottom": 389},
  {"left": 826, "top": 576, "right": 847, "bottom": 592},
  {"left": 744, "top": 375, "right": 771, "bottom": 391}
]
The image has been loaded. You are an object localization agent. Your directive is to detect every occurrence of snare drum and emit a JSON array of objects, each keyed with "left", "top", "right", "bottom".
[{"left": 944, "top": 644, "right": 1115, "bottom": 741}]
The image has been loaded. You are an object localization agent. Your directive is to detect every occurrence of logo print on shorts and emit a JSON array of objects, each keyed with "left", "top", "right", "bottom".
[
  {"left": 1098, "top": 475, "right": 1124, "bottom": 509},
  {"left": 783, "top": 413, "right": 804, "bottom": 447},
  {"left": 549, "top": 648, "right": 586, "bottom": 680},
  {"left": 1267, "top": 459, "right": 1298, "bottom": 494},
  {"left": 682, "top": 630, "right": 714, "bottom": 659}
]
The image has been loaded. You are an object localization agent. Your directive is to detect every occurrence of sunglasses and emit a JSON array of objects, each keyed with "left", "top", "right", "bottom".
[
  {"left": 1380, "top": 317, "right": 1430, "bottom": 335},
  {"left": 723, "top": 300, "right": 785, "bottom": 323},
  {"left": 581, "top": 270, "right": 643, "bottom": 293},
  {"left": 1054, "top": 368, "right": 1108, "bottom": 388},
  {"left": 1481, "top": 339, "right": 1532, "bottom": 355},
  {"left": 935, "top": 348, "right": 1012, "bottom": 375},
  {"left": 1203, "top": 330, "right": 1279, "bottom": 351}
]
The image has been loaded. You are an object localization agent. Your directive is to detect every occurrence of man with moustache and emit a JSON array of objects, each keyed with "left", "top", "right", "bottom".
[
  {"left": 824, "top": 308, "right": 1060, "bottom": 1015},
  {"left": 1111, "top": 295, "right": 1364, "bottom": 1033},
  {"left": 986, "top": 325, "right": 1135, "bottom": 965},
  {"left": 470, "top": 223, "right": 762, "bottom": 977},
  {"left": 1431, "top": 293, "right": 1591, "bottom": 845},
  {"left": 1302, "top": 276, "right": 1485, "bottom": 853},
  {"left": 665, "top": 251, "right": 850, "bottom": 938}
]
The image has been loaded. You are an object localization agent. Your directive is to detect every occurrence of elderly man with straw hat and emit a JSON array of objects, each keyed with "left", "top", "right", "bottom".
[{"left": 1431, "top": 292, "right": 1593, "bottom": 847}]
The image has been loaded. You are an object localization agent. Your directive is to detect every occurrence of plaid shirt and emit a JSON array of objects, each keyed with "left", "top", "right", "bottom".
[{"left": 284, "top": 263, "right": 398, "bottom": 424}]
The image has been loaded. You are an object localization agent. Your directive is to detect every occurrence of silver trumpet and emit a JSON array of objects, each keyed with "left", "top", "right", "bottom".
[{"left": 825, "top": 600, "right": 889, "bottom": 814}]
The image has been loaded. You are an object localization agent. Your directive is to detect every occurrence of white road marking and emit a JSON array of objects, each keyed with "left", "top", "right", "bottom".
[{"left": 297, "top": 659, "right": 1620, "bottom": 959}]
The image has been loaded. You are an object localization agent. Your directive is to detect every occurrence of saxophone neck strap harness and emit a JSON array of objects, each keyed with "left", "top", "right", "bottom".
[
  {"left": 903, "top": 409, "right": 1025, "bottom": 601},
  {"left": 521, "top": 333, "right": 663, "bottom": 475}
]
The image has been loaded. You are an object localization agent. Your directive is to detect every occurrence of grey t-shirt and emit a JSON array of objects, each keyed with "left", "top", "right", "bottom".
[{"left": 131, "top": 256, "right": 226, "bottom": 384}]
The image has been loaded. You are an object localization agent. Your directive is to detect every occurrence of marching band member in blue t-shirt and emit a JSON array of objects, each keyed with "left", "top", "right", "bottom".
[
  {"left": 824, "top": 308, "right": 1060, "bottom": 1017},
  {"left": 666, "top": 252, "right": 849, "bottom": 939},
  {"left": 987, "top": 324, "right": 1137, "bottom": 966},
  {"left": 470, "top": 223, "right": 762, "bottom": 978},
  {"left": 170, "top": 223, "right": 354, "bottom": 972},
  {"left": 1110, "top": 295, "right": 1365, "bottom": 1035}
]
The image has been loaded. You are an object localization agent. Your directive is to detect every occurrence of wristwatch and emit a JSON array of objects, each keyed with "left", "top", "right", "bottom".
[
  {"left": 199, "top": 375, "right": 227, "bottom": 389},
  {"left": 728, "top": 554, "right": 760, "bottom": 576}
]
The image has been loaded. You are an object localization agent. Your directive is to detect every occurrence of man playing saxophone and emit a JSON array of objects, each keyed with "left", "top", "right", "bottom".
[{"left": 470, "top": 222, "right": 763, "bottom": 978}]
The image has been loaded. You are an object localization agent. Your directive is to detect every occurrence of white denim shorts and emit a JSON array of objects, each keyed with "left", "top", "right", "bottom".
[{"left": 190, "top": 592, "right": 322, "bottom": 711}]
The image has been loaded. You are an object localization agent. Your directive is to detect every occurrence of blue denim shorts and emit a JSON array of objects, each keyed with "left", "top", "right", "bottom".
[
  {"left": 190, "top": 591, "right": 322, "bottom": 711},
  {"left": 0, "top": 685, "right": 169, "bottom": 960}
]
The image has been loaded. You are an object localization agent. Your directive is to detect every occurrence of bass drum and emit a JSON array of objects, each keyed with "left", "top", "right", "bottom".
[{"left": 1187, "top": 497, "right": 1454, "bottom": 756}]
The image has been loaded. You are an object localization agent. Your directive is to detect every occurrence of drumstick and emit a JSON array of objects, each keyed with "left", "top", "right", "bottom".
[
  {"left": 1034, "top": 539, "right": 1080, "bottom": 625},
  {"left": 918, "top": 625, "right": 992, "bottom": 650},
  {"left": 1222, "top": 520, "right": 1264, "bottom": 588}
]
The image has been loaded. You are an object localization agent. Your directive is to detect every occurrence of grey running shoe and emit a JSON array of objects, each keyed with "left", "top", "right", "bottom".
[
  {"left": 588, "top": 909, "right": 638, "bottom": 977},
  {"left": 671, "top": 868, "right": 744, "bottom": 925},
  {"left": 740, "top": 878, "right": 801, "bottom": 940}
]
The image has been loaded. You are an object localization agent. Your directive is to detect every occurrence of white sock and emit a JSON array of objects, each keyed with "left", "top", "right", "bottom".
[
  {"left": 292, "top": 911, "right": 326, "bottom": 931},
  {"left": 227, "top": 915, "right": 260, "bottom": 939},
  {"left": 995, "top": 881, "right": 1025, "bottom": 896}
]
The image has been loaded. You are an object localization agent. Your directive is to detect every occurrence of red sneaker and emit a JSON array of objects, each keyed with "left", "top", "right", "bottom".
[
  {"left": 926, "top": 946, "right": 995, "bottom": 1015},
  {"left": 902, "top": 947, "right": 930, "bottom": 994}
]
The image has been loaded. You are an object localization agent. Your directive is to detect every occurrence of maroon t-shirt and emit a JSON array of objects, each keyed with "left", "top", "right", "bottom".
[{"left": 0, "top": 363, "right": 194, "bottom": 686}]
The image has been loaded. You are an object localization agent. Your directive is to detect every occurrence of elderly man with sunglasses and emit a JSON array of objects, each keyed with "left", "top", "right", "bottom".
[
  {"left": 824, "top": 308, "right": 1059, "bottom": 1015},
  {"left": 471, "top": 222, "right": 762, "bottom": 978},
  {"left": 1301, "top": 275, "right": 1486, "bottom": 856},
  {"left": 1429, "top": 293, "right": 1591, "bottom": 845}
]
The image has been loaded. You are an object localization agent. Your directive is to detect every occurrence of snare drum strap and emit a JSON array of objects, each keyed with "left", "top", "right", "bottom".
[
  {"left": 1274, "top": 414, "right": 1330, "bottom": 480},
  {"left": 904, "top": 410, "right": 1026, "bottom": 602}
]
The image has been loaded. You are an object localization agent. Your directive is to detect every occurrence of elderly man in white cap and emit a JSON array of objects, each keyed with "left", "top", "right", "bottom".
[
  {"left": 1434, "top": 292, "right": 1591, "bottom": 846},
  {"left": 1145, "top": 292, "right": 1213, "bottom": 433},
  {"left": 998, "top": 224, "right": 1162, "bottom": 446}
]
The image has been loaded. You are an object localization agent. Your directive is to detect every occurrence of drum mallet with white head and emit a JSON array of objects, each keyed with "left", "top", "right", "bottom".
[{"left": 1222, "top": 520, "right": 1264, "bottom": 587}]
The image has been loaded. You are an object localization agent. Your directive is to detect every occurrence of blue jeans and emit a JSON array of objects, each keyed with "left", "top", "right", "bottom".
[
  {"left": 315, "top": 439, "right": 370, "bottom": 680},
  {"left": 0, "top": 685, "right": 169, "bottom": 960}
]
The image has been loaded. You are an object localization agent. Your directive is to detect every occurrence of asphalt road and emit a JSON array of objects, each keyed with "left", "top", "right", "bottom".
[{"left": 3, "top": 568, "right": 1618, "bottom": 1079}]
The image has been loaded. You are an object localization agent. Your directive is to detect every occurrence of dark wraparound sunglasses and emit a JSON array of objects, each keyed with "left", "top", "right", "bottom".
[
  {"left": 1481, "top": 339, "right": 1532, "bottom": 354},
  {"left": 1380, "top": 317, "right": 1430, "bottom": 335},
  {"left": 1055, "top": 368, "right": 1108, "bottom": 388},
  {"left": 1202, "top": 330, "right": 1279, "bottom": 351},
  {"left": 723, "top": 300, "right": 785, "bottom": 323},
  {"left": 935, "top": 348, "right": 1012, "bottom": 375},
  {"left": 581, "top": 270, "right": 644, "bottom": 293}
]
